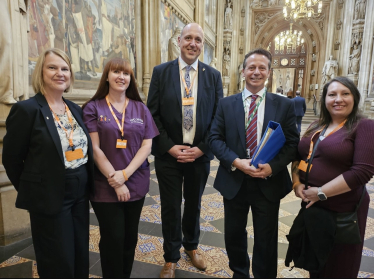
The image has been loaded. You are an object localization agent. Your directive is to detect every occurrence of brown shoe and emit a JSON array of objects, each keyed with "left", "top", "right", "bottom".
[
  {"left": 185, "top": 249, "right": 207, "bottom": 271},
  {"left": 160, "top": 262, "right": 176, "bottom": 278}
]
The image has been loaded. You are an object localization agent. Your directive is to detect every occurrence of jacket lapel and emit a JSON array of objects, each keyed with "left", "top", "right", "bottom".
[
  {"left": 196, "top": 61, "right": 204, "bottom": 114},
  {"left": 233, "top": 93, "right": 246, "bottom": 151},
  {"left": 35, "top": 93, "right": 64, "bottom": 164},
  {"left": 171, "top": 59, "right": 182, "bottom": 109},
  {"left": 262, "top": 92, "right": 278, "bottom": 136}
]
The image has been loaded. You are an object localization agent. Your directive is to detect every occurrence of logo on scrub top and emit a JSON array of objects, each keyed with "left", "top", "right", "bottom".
[{"left": 130, "top": 118, "right": 144, "bottom": 124}]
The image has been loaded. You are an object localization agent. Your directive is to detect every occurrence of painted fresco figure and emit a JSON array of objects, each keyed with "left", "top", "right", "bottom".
[
  {"left": 50, "top": 6, "right": 65, "bottom": 51},
  {"left": 0, "top": 0, "right": 29, "bottom": 104}
]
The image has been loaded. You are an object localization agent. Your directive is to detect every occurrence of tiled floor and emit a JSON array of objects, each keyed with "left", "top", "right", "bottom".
[{"left": 1, "top": 110, "right": 374, "bottom": 278}]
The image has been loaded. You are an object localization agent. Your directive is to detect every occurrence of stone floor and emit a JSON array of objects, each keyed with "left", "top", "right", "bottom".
[{"left": 1, "top": 109, "right": 374, "bottom": 278}]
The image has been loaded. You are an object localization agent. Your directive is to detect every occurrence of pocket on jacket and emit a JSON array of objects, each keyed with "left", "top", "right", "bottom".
[{"left": 20, "top": 172, "right": 42, "bottom": 183}]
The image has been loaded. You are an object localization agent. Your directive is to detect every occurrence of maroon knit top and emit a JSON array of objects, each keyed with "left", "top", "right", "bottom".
[{"left": 298, "top": 118, "right": 374, "bottom": 213}]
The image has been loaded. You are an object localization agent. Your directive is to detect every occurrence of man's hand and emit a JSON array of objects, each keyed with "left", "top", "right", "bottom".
[
  {"left": 177, "top": 147, "right": 204, "bottom": 163},
  {"left": 233, "top": 158, "right": 257, "bottom": 175},
  {"left": 168, "top": 145, "right": 191, "bottom": 159},
  {"left": 249, "top": 163, "right": 272, "bottom": 179}
]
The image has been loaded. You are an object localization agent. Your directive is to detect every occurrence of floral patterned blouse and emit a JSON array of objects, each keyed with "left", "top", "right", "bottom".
[{"left": 52, "top": 112, "right": 88, "bottom": 169}]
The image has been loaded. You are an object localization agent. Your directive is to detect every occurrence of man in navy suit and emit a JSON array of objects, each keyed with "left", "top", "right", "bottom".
[
  {"left": 209, "top": 48, "right": 299, "bottom": 278},
  {"left": 293, "top": 90, "right": 307, "bottom": 133},
  {"left": 147, "top": 23, "right": 223, "bottom": 278}
]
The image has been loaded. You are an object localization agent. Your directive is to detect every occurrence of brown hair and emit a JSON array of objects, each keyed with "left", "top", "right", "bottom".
[
  {"left": 83, "top": 58, "right": 142, "bottom": 109},
  {"left": 242, "top": 48, "right": 272, "bottom": 70},
  {"left": 32, "top": 48, "right": 74, "bottom": 95},
  {"left": 303, "top": 76, "right": 364, "bottom": 138}
]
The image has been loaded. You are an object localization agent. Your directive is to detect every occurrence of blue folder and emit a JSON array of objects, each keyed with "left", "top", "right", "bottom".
[{"left": 251, "top": 121, "right": 286, "bottom": 168}]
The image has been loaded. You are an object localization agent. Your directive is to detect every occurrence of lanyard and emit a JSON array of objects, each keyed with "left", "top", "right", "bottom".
[
  {"left": 106, "top": 96, "right": 127, "bottom": 140},
  {"left": 243, "top": 88, "right": 266, "bottom": 129},
  {"left": 179, "top": 61, "right": 198, "bottom": 97},
  {"left": 49, "top": 103, "right": 75, "bottom": 149},
  {"left": 306, "top": 120, "right": 347, "bottom": 160}
]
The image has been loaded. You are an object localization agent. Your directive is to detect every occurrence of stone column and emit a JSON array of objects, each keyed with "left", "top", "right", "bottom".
[
  {"left": 215, "top": 0, "right": 225, "bottom": 73},
  {"left": 142, "top": 0, "right": 151, "bottom": 99},
  {"left": 228, "top": 2, "right": 241, "bottom": 96},
  {"left": 325, "top": 0, "right": 338, "bottom": 57},
  {"left": 357, "top": 0, "right": 374, "bottom": 105},
  {"left": 194, "top": 0, "right": 205, "bottom": 62},
  {"left": 135, "top": 0, "right": 143, "bottom": 93},
  {"left": 340, "top": 0, "right": 355, "bottom": 75}
]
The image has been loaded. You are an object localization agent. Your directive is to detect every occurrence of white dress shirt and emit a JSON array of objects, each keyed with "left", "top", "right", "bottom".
[{"left": 179, "top": 56, "right": 198, "bottom": 145}]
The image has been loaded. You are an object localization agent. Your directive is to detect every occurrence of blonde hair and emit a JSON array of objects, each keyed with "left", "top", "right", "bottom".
[{"left": 32, "top": 48, "right": 75, "bottom": 95}]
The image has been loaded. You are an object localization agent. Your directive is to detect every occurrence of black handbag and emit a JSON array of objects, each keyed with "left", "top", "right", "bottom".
[{"left": 304, "top": 126, "right": 365, "bottom": 245}]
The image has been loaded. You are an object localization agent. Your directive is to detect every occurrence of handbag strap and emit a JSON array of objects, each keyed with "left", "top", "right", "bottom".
[
  {"left": 304, "top": 126, "right": 328, "bottom": 190},
  {"left": 355, "top": 186, "right": 367, "bottom": 212},
  {"left": 304, "top": 126, "right": 367, "bottom": 212}
]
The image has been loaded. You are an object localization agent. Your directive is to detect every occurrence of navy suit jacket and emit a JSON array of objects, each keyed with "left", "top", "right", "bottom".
[
  {"left": 147, "top": 59, "right": 223, "bottom": 162},
  {"left": 209, "top": 92, "right": 299, "bottom": 202},
  {"left": 293, "top": 96, "right": 306, "bottom": 117},
  {"left": 2, "top": 93, "right": 94, "bottom": 215}
]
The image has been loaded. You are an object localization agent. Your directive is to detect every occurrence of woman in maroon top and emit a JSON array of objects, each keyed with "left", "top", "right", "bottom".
[
  {"left": 82, "top": 58, "right": 159, "bottom": 278},
  {"left": 292, "top": 76, "right": 374, "bottom": 278}
]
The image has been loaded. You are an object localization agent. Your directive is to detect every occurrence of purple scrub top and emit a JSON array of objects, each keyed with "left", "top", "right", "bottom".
[{"left": 83, "top": 98, "right": 159, "bottom": 202}]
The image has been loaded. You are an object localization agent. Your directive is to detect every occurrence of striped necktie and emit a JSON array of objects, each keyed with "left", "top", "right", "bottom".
[
  {"left": 246, "top": 94, "right": 259, "bottom": 158},
  {"left": 183, "top": 65, "right": 193, "bottom": 131}
]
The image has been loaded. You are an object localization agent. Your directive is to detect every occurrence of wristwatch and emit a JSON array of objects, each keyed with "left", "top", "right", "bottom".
[{"left": 317, "top": 187, "right": 327, "bottom": 201}]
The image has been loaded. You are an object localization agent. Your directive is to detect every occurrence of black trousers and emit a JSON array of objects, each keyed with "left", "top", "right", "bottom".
[
  {"left": 29, "top": 165, "right": 89, "bottom": 278},
  {"left": 224, "top": 177, "right": 280, "bottom": 278},
  {"left": 155, "top": 157, "right": 209, "bottom": 263},
  {"left": 91, "top": 197, "right": 145, "bottom": 278}
]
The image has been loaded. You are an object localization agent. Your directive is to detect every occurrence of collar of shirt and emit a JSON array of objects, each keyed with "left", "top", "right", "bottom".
[
  {"left": 243, "top": 87, "right": 266, "bottom": 101},
  {"left": 179, "top": 56, "right": 198, "bottom": 71}
]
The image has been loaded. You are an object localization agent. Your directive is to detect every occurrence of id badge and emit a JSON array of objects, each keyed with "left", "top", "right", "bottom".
[
  {"left": 182, "top": 97, "right": 194, "bottom": 106},
  {"left": 116, "top": 139, "right": 127, "bottom": 149},
  {"left": 298, "top": 160, "right": 312, "bottom": 172},
  {"left": 65, "top": 148, "right": 84, "bottom": 162},
  {"left": 246, "top": 149, "right": 251, "bottom": 159}
]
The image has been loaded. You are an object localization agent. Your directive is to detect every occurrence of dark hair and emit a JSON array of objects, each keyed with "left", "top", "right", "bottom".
[
  {"left": 83, "top": 58, "right": 142, "bottom": 109},
  {"left": 303, "top": 76, "right": 364, "bottom": 138},
  {"left": 242, "top": 48, "right": 272, "bottom": 70}
]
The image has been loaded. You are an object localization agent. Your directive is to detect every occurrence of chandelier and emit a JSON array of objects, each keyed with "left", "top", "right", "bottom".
[
  {"left": 283, "top": 0, "right": 323, "bottom": 20},
  {"left": 274, "top": 23, "right": 304, "bottom": 50}
]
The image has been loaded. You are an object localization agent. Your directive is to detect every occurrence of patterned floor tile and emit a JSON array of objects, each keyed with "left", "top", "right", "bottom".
[
  {"left": 362, "top": 247, "right": 374, "bottom": 257},
  {"left": 365, "top": 217, "right": 374, "bottom": 240},
  {"left": 280, "top": 192, "right": 301, "bottom": 204},
  {"left": 200, "top": 193, "right": 225, "bottom": 222},
  {"left": 200, "top": 222, "right": 221, "bottom": 233},
  {"left": 358, "top": 271, "right": 374, "bottom": 278},
  {"left": 0, "top": 256, "right": 31, "bottom": 268}
]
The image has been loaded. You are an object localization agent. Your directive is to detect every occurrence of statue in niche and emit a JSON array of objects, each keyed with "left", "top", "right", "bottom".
[
  {"left": 0, "top": 0, "right": 29, "bottom": 105},
  {"left": 321, "top": 56, "right": 339, "bottom": 86},
  {"left": 285, "top": 74, "right": 292, "bottom": 92},
  {"left": 334, "top": 41, "right": 341, "bottom": 50},
  {"left": 168, "top": 27, "right": 182, "bottom": 62},
  {"left": 311, "top": 70, "right": 316, "bottom": 76},
  {"left": 209, "top": 58, "right": 217, "bottom": 69},
  {"left": 312, "top": 54, "right": 317, "bottom": 62},
  {"left": 269, "top": 0, "right": 277, "bottom": 6},
  {"left": 312, "top": 41, "right": 316, "bottom": 47},
  {"left": 348, "top": 44, "right": 362, "bottom": 74},
  {"left": 223, "top": 50, "right": 231, "bottom": 76},
  {"left": 224, "top": 1, "right": 233, "bottom": 30},
  {"left": 354, "top": 0, "right": 366, "bottom": 20},
  {"left": 336, "top": 19, "right": 342, "bottom": 30}
]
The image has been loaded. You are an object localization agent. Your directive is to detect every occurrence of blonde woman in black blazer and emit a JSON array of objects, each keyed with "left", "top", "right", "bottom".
[{"left": 2, "top": 48, "right": 94, "bottom": 278}]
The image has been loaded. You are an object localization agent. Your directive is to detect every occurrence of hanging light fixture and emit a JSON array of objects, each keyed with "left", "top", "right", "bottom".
[
  {"left": 274, "top": 23, "right": 304, "bottom": 51},
  {"left": 283, "top": 0, "right": 322, "bottom": 20}
]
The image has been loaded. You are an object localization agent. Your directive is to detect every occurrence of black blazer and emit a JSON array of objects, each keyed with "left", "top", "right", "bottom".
[
  {"left": 147, "top": 59, "right": 223, "bottom": 162},
  {"left": 208, "top": 92, "right": 299, "bottom": 202},
  {"left": 2, "top": 93, "right": 94, "bottom": 215},
  {"left": 293, "top": 96, "right": 306, "bottom": 117}
]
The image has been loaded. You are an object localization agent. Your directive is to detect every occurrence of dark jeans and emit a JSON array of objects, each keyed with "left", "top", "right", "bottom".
[
  {"left": 224, "top": 177, "right": 280, "bottom": 278},
  {"left": 30, "top": 165, "right": 89, "bottom": 278},
  {"left": 155, "top": 157, "right": 209, "bottom": 263},
  {"left": 91, "top": 197, "right": 145, "bottom": 278}
]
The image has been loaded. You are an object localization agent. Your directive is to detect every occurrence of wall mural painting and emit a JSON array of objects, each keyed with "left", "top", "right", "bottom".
[
  {"left": 28, "top": 0, "right": 136, "bottom": 89},
  {"left": 204, "top": 43, "right": 214, "bottom": 66},
  {"left": 205, "top": 0, "right": 217, "bottom": 32},
  {"left": 160, "top": 1, "right": 184, "bottom": 64}
]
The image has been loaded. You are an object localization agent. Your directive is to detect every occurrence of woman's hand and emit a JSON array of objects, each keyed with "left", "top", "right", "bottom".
[
  {"left": 114, "top": 184, "right": 131, "bottom": 202},
  {"left": 302, "top": 186, "right": 319, "bottom": 208},
  {"left": 107, "top": 170, "right": 125, "bottom": 188},
  {"left": 294, "top": 183, "right": 306, "bottom": 201}
]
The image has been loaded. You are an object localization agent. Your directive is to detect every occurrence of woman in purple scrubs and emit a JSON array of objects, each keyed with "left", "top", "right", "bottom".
[{"left": 83, "top": 58, "right": 159, "bottom": 278}]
